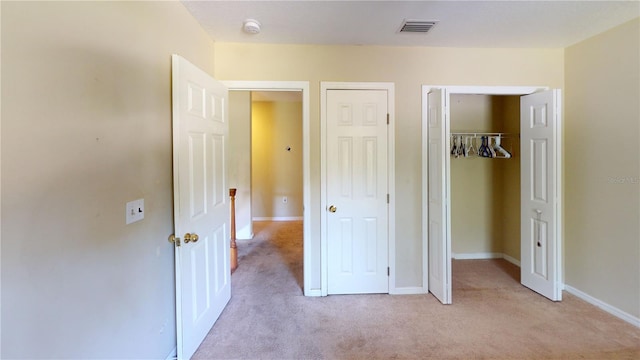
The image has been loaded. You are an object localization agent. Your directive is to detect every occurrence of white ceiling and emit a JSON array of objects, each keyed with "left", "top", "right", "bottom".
[{"left": 181, "top": 1, "right": 640, "bottom": 48}]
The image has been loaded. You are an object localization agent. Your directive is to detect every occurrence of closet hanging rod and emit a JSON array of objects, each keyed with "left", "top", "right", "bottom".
[{"left": 451, "top": 132, "right": 519, "bottom": 138}]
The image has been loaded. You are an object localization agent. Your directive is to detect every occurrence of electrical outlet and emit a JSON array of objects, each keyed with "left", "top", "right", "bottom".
[
  {"left": 126, "top": 199, "right": 144, "bottom": 224},
  {"left": 282, "top": 196, "right": 288, "bottom": 204}
]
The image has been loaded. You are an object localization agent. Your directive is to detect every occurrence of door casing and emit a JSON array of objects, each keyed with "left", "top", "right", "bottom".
[
  {"left": 320, "top": 82, "right": 396, "bottom": 296},
  {"left": 421, "top": 85, "right": 563, "bottom": 303}
]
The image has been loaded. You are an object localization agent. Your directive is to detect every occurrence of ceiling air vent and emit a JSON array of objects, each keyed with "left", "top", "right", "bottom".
[{"left": 399, "top": 20, "right": 438, "bottom": 33}]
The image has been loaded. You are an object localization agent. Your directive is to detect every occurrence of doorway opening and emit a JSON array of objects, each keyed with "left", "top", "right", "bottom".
[
  {"left": 229, "top": 90, "right": 304, "bottom": 291},
  {"left": 449, "top": 94, "right": 522, "bottom": 293},
  {"left": 225, "top": 81, "right": 313, "bottom": 295},
  {"left": 422, "top": 85, "right": 563, "bottom": 304}
]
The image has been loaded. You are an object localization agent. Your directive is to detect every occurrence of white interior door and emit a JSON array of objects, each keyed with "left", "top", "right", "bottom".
[
  {"left": 171, "top": 54, "right": 231, "bottom": 360},
  {"left": 427, "top": 88, "right": 452, "bottom": 304},
  {"left": 326, "top": 89, "right": 389, "bottom": 294},
  {"left": 520, "top": 89, "right": 562, "bottom": 301}
]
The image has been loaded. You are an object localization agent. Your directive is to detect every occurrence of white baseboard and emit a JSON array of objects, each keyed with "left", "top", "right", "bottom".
[
  {"left": 502, "top": 254, "right": 521, "bottom": 267},
  {"left": 391, "top": 286, "right": 428, "bottom": 295},
  {"left": 306, "top": 287, "right": 429, "bottom": 296},
  {"left": 452, "top": 252, "right": 503, "bottom": 260},
  {"left": 564, "top": 285, "right": 640, "bottom": 328},
  {"left": 236, "top": 229, "right": 253, "bottom": 240},
  {"left": 304, "top": 288, "right": 323, "bottom": 297},
  {"left": 452, "top": 252, "right": 522, "bottom": 267},
  {"left": 165, "top": 346, "right": 177, "bottom": 360},
  {"left": 237, "top": 232, "right": 254, "bottom": 240},
  {"left": 253, "top": 216, "right": 303, "bottom": 221}
]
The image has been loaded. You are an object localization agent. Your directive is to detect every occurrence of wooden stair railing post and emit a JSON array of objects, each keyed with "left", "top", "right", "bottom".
[{"left": 229, "top": 188, "right": 238, "bottom": 273}]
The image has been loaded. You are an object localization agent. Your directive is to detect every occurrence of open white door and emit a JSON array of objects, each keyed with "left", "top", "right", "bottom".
[
  {"left": 171, "top": 54, "right": 231, "bottom": 359},
  {"left": 427, "top": 88, "right": 451, "bottom": 304},
  {"left": 520, "top": 89, "right": 562, "bottom": 301},
  {"left": 326, "top": 89, "right": 389, "bottom": 294}
]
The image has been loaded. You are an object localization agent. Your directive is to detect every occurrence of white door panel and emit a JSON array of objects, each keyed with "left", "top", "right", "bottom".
[
  {"left": 327, "top": 89, "right": 389, "bottom": 294},
  {"left": 520, "top": 89, "right": 562, "bottom": 301},
  {"left": 427, "top": 88, "right": 451, "bottom": 304},
  {"left": 172, "top": 54, "right": 231, "bottom": 360}
]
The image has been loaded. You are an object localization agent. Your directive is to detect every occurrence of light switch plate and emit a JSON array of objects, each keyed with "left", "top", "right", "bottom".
[{"left": 126, "top": 199, "right": 144, "bottom": 224}]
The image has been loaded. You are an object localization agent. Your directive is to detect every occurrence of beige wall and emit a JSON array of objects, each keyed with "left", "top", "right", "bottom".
[
  {"left": 450, "top": 95, "right": 520, "bottom": 259},
  {"left": 565, "top": 18, "right": 640, "bottom": 318},
  {"left": 1, "top": 1, "right": 215, "bottom": 358},
  {"left": 229, "top": 91, "right": 253, "bottom": 239},
  {"left": 251, "top": 101, "right": 304, "bottom": 219},
  {"left": 215, "top": 43, "right": 564, "bottom": 289}
]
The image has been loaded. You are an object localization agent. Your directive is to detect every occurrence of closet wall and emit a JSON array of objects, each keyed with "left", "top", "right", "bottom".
[{"left": 450, "top": 94, "right": 521, "bottom": 261}]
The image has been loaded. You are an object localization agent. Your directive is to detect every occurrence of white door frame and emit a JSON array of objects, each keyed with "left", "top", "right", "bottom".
[
  {"left": 320, "top": 82, "right": 396, "bottom": 296},
  {"left": 223, "top": 81, "right": 313, "bottom": 296},
  {"left": 421, "top": 85, "right": 562, "bottom": 301}
]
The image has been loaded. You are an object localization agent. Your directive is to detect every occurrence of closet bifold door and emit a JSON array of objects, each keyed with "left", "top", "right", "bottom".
[
  {"left": 427, "top": 88, "right": 451, "bottom": 304},
  {"left": 520, "top": 89, "right": 562, "bottom": 302}
]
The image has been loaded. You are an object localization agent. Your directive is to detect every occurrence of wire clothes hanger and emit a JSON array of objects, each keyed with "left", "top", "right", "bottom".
[
  {"left": 478, "top": 136, "right": 492, "bottom": 158},
  {"left": 451, "top": 135, "right": 469, "bottom": 158},
  {"left": 450, "top": 133, "right": 512, "bottom": 159}
]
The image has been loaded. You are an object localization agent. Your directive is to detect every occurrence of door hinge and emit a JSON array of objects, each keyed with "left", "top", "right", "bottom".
[
  {"left": 387, "top": 267, "right": 390, "bottom": 276},
  {"left": 387, "top": 194, "right": 390, "bottom": 204},
  {"left": 387, "top": 113, "right": 390, "bottom": 125}
]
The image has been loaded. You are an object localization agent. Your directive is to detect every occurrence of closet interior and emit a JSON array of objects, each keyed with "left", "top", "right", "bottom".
[{"left": 450, "top": 94, "right": 521, "bottom": 284}]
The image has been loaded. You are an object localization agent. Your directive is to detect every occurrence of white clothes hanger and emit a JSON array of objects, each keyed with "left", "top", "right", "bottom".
[
  {"left": 466, "top": 136, "right": 476, "bottom": 157},
  {"left": 491, "top": 136, "right": 512, "bottom": 158}
]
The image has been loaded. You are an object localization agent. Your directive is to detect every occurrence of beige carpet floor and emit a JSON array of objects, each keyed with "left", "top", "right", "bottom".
[{"left": 193, "top": 220, "right": 640, "bottom": 359}]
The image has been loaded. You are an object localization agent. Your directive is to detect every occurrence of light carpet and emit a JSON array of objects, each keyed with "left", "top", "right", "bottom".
[{"left": 193, "top": 220, "right": 640, "bottom": 359}]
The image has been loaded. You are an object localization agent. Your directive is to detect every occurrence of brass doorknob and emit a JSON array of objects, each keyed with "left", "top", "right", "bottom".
[
  {"left": 168, "top": 234, "right": 180, "bottom": 246},
  {"left": 184, "top": 233, "right": 199, "bottom": 244},
  {"left": 328, "top": 205, "right": 337, "bottom": 213}
]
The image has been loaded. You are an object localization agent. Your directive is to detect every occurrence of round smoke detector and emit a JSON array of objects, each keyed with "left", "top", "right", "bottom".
[{"left": 243, "top": 19, "right": 261, "bottom": 34}]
